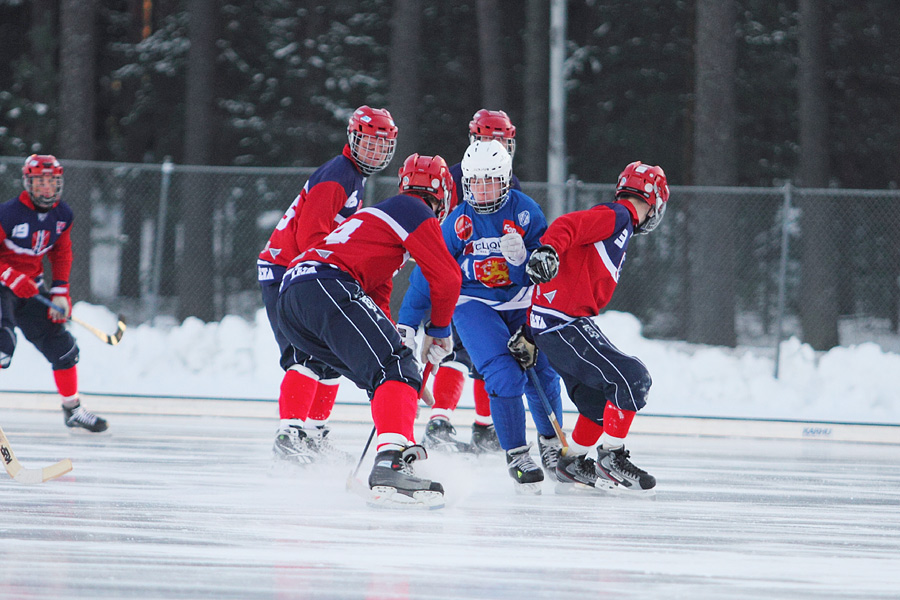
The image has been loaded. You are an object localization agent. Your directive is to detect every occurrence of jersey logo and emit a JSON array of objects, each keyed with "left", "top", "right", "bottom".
[
  {"left": 344, "top": 190, "right": 360, "bottom": 210},
  {"left": 454, "top": 215, "right": 473, "bottom": 241},
  {"left": 613, "top": 229, "right": 628, "bottom": 248},
  {"left": 543, "top": 290, "right": 557, "bottom": 303},
  {"left": 314, "top": 249, "right": 334, "bottom": 259},
  {"left": 32, "top": 230, "right": 50, "bottom": 254},
  {"left": 474, "top": 256, "right": 510, "bottom": 288},
  {"left": 11, "top": 223, "right": 28, "bottom": 238},
  {"left": 268, "top": 248, "right": 282, "bottom": 259},
  {"left": 56, "top": 222, "right": 67, "bottom": 234},
  {"left": 517, "top": 211, "right": 530, "bottom": 228},
  {"left": 464, "top": 237, "right": 501, "bottom": 256},
  {"left": 502, "top": 220, "right": 523, "bottom": 236}
]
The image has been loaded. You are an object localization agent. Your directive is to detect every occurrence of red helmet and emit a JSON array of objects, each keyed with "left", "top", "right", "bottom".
[
  {"left": 22, "top": 154, "right": 64, "bottom": 210},
  {"left": 347, "top": 106, "right": 399, "bottom": 176},
  {"left": 469, "top": 109, "right": 516, "bottom": 158},
  {"left": 398, "top": 154, "right": 454, "bottom": 223},
  {"left": 615, "top": 161, "right": 669, "bottom": 234}
]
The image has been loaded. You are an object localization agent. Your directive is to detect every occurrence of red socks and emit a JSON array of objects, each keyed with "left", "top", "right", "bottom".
[
  {"left": 602, "top": 400, "right": 636, "bottom": 439},
  {"left": 571, "top": 413, "right": 604, "bottom": 448},
  {"left": 371, "top": 380, "right": 418, "bottom": 451},
  {"left": 277, "top": 369, "right": 318, "bottom": 420},
  {"left": 432, "top": 367, "right": 465, "bottom": 411},
  {"left": 307, "top": 381, "right": 339, "bottom": 423},
  {"left": 472, "top": 378, "right": 492, "bottom": 424},
  {"left": 53, "top": 365, "right": 78, "bottom": 400}
]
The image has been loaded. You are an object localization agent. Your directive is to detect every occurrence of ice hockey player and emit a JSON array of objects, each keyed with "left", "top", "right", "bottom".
[
  {"left": 399, "top": 140, "right": 565, "bottom": 494},
  {"left": 276, "top": 153, "right": 461, "bottom": 508},
  {"left": 524, "top": 161, "right": 670, "bottom": 493},
  {"left": 0, "top": 154, "right": 107, "bottom": 432},
  {"left": 397, "top": 109, "right": 522, "bottom": 455},
  {"left": 258, "top": 106, "right": 397, "bottom": 464}
]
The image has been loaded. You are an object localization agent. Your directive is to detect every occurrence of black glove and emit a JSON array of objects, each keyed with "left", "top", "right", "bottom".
[
  {"left": 525, "top": 245, "right": 559, "bottom": 284},
  {"left": 507, "top": 325, "right": 538, "bottom": 370}
]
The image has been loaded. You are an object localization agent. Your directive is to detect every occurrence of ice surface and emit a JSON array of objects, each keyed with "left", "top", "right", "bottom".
[{"left": 2, "top": 407, "right": 899, "bottom": 599}]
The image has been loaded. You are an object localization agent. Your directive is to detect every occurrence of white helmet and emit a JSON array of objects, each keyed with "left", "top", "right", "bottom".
[{"left": 460, "top": 139, "right": 512, "bottom": 214}]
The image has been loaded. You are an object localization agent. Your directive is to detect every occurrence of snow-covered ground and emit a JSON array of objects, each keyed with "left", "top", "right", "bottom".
[{"left": 3, "top": 303, "right": 899, "bottom": 425}]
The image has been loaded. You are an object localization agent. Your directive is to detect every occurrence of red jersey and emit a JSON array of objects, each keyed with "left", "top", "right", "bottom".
[
  {"left": 530, "top": 201, "right": 638, "bottom": 327},
  {"left": 259, "top": 145, "right": 366, "bottom": 268},
  {"left": 0, "top": 191, "right": 73, "bottom": 292},
  {"left": 282, "top": 194, "right": 461, "bottom": 327}
]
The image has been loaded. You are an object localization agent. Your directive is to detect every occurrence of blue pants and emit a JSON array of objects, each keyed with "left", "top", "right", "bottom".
[
  {"left": 276, "top": 277, "right": 421, "bottom": 396},
  {"left": 534, "top": 316, "right": 651, "bottom": 424},
  {"left": 452, "top": 301, "right": 562, "bottom": 450}
]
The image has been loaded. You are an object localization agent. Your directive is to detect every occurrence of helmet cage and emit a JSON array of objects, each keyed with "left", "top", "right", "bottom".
[
  {"left": 468, "top": 109, "right": 516, "bottom": 159},
  {"left": 347, "top": 106, "right": 398, "bottom": 176},
  {"left": 22, "top": 154, "right": 64, "bottom": 209},
  {"left": 461, "top": 140, "right": 512, "bottom": 215},
  {"left": 615, "top": 161, "right": 669, "bottom": 235}
]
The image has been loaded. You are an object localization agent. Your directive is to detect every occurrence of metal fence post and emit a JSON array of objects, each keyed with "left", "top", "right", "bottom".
[
  {"left": 565, "top": 175, "right": 578, "bottom": 213},
  {"left": 773, "top": 181, "right": 792, "bottom": 379},
  {"left": 148, "top": 158, "right": 173, "bottom": 322}
]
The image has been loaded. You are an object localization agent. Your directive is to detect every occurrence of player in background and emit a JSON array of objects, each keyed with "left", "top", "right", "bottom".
[
  {"left": 276, "top": 154, "right": 461, "bottom": 508},
  {"left": 258, "top": 106, "right": 398, "bottom": 464},
  {"left": 523, "top": 161, "right": 670, "bottom": 493},
  {"left": 397, "top": 109, "right": 521, "bottom": 454},
  {"left": 0, "top": 155, "right": 107, "bottom": 432},
  {"left": 400, "top": 140, "right": 564, "bottom": 493}
]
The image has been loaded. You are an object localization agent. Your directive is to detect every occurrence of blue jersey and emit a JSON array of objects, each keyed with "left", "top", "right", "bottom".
[{"left": 397, "top": 188, "right": 547, "bottom": 327}]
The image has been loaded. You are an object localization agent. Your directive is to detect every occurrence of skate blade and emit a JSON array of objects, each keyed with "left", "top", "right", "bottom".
[
  {"left": 425, "top": 441, "right": 472, "bottom": 454},
  {"left": 271, "top": 450, "right": 316, "bottom": 466},
  {"left": 366, "top": 486, "right": 445, "bottom": 510},
  {"left": 554, "top": 481, "right": 607, "bottom": 495},
  {"left": 604, "top": 482, "right": 657, "bottom": 497},
  {"left": 65, "top": 427, "right": 111, "bottom": 436},
  {"left": 512, "top": 481, "right": 543, "bottom": 495}
]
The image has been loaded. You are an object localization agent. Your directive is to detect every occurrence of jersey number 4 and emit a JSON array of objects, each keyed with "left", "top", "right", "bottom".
[{"left": 323, "top": 218, "right": 363, "bottom": 244}]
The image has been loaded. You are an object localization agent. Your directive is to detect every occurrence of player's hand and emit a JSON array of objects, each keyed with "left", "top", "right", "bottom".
[
  {"left": 525, "top": 245, "right": 559, "bottom": 284},
  {"left": 397, "top": 324, "right": 418, "bottom": 355},
  {"left": 421, "top": 335, "right": 452, "bottom": 365},
  {"left": 508, "top": 325, "right": 538, "bottom": 370},
  {"left": 500, "top": 232, "right": 527, "bottom": 266},
  {"left": 49, "top": 293, "right": 71, "bottom": 324},
  {"left": 0, "top": 267, "right": 39, "bottom": 298}
]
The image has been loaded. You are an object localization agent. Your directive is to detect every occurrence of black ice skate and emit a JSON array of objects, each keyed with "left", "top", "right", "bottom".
[
  {"left": 469, "top": 422, "right": 502, "bottom": 453},
  {"left": 367, "top": 445, "right": 444, "bottom": 509},
  {"left": 307, "top": 426, "right": 353, "bottom": 463},
  {"left": 505, "top": 443, "right": 544, "bottom": 494},
  {"left": 62, "top": 403, "right": 108, "bottom": 433},
  {"left": 555, "top": 451, "right": 601, "bottom": 490},
  {"left": 595, "top": 445, "right": 656, "bottom": 492},
  {"left": 272, "top": 426, "right": 317, "bottom": 465},
  {"left": 422, "top": 417, "right": 470, "bottom": 453},
  {"left": 537, "top": 434, "right": 563, "bottom": 477}
]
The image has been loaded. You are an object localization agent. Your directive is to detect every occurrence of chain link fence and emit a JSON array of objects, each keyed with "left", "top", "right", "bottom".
[{"left": 2, "top": 156, "right": 898, "bottom": 356}]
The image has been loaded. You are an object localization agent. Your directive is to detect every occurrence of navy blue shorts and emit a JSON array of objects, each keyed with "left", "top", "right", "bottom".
[
  {"left": 260, "top": 269, "right": 339, "bottom": 379},
  {"left": 0, "top": 287, "right": 79, "bottom": 370},
  {"left": 533, "top": 316, "right": 651, "bottom": 421},
  {"left": 276, "top": 277, "right": 422, "bottom": 396}
]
